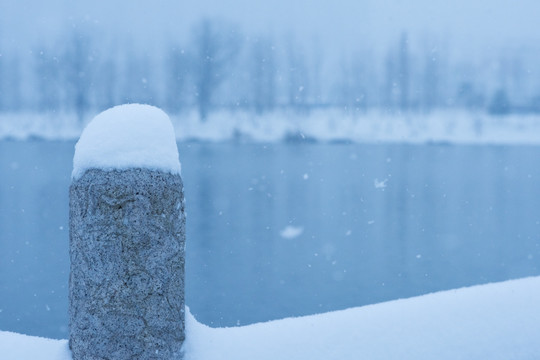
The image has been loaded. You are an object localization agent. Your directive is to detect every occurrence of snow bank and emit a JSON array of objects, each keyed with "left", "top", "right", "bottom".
[
  {"left": 0, "top": 112, "right": 82, "bottom": 141},
  {"left": 3, "top": 109, "right": 540, "bottom": 145},
  {"left": 1, "top": 331, "right": 69, "bottom": 360},
  {"left": 3, "top": 276, "right": 540, "bottom": 360},
  {"left": 71, "top": 104, "right": 181, "bottom": 180},
  {"left": 166, "top": 109, "right": 540, "bottom": 144}
]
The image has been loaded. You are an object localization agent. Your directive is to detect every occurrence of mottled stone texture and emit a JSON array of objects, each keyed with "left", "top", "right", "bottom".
[{"left": 69, "top": 168, "right": 185, "bottom": 360}]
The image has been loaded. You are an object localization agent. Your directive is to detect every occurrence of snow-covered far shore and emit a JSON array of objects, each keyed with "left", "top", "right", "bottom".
[
  {"left": 3, "top": 110, "right": 540, "bottom": 144},
  {"left": 3, "top": 276, "right": 540, "bottom": 360}
]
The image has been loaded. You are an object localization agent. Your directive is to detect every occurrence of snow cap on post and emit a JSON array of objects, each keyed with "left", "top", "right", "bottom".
[{"left": 72, "top": 103, "right": 181, "bottom": 179}]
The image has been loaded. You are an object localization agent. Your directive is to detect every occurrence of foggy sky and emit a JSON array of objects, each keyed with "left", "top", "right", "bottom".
[{"left": 1, "top": 0, "right": 540, "bottom": 59}]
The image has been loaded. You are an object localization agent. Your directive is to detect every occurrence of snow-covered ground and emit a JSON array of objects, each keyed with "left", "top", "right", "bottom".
[
  {"left": 3, "top": 276, "right": 540, "bottom": 360},
  {"left": 3, "top": 110, "right": 540, "bottom": 144}
]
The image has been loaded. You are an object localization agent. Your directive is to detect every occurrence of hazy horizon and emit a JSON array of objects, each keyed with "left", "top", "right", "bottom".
[{"left": 1, "top": 0, "right": 540, "bottom": 59}]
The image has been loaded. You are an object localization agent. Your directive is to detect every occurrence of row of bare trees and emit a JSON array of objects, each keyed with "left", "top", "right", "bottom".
[{"left": 0, "top": 19, "right": 539, "bottom": 121}]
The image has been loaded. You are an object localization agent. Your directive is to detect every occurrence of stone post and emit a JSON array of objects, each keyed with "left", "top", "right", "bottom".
[{"left": 68, "top": 104, "right": 185, "bottom": 359}]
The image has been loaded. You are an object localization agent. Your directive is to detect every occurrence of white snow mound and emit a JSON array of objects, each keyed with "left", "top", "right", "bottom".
[
  {"left": 2, "top": 276, "right": 540, "bottom": 359},
  {"left": 72, "top": 104, "right": 181, "bottom": 179}
]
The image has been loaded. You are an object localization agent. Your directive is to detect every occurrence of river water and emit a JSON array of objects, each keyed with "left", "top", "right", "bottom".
[{"left": 1, "top": 140, "right": 540, "bottom": 338}]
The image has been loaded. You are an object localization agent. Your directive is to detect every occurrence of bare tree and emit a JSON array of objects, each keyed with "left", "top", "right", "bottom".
[
  {"left": 94, "top": 56, "right": 118, "bottom": 110},
  {"left": 192, "top": 19, "right": 241, "bottom": 120},
  {"left": 285, "top": 38, "right": 309, "bottom": 111},
  {"left": 398, "top": 32, "right": 410, "bottom": 111},
  {"left": 249, "top": 37, "right": 276, "bottom": 114},
  {"left": 166, "top": 46, "right": 191, "bottom": 113},
  {"left": 64, "top": 32, "right": 94, "bottom": 122},
  {"left": 382, "top": 50, "right": 397, "bottom": 111},
  {"left": 4, "top": 53, "right": 24, "bottom": 111},
  {"left": 0, "top": 43, "right": 4, "bottom": 112},
  {"left": 35, "top": 47, "right": 61, "bottom": 112},
  {"left": 338, "top": 52, "right": 371, "bottom": 113},
  {"left": 422, "top": 49, "right": 439, "bottom": 112}
]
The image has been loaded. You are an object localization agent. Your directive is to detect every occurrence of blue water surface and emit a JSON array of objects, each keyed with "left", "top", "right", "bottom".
[{"left": 1, "top": 141, "right": 539, "bottom": 338}]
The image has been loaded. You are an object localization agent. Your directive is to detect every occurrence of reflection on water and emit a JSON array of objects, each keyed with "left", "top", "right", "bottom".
[{"left": 1, "top": 141, "right": 540, "bottom": 338}]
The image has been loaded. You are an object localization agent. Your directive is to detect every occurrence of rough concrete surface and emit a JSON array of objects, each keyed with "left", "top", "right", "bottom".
[{"left": 69, "top": 168, "right": 185, "bottom": 359}]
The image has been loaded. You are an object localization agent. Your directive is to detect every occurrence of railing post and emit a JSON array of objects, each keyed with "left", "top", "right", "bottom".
[{"left": 68, "top": 104, "right": 185, "bottom": 359}]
